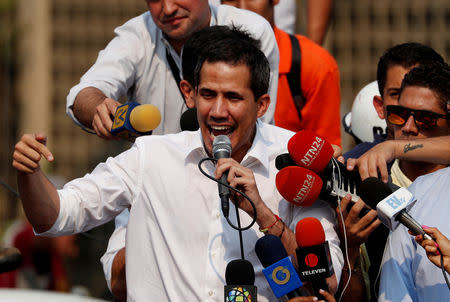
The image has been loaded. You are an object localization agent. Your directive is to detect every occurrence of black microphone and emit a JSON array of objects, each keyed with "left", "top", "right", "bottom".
[
  {"left": 295, "top": 218, "right": 334, "bottom": 299},
  {"left": 255, "top": 235, "right": 311, "bottom": 299},
  {"left": 180, "top": 108, "right": 199, "bottom": 131},
  {"left": 224, "top": 259, "right": 257, "bottom": 302},
  {"left": 0, "top": 247, "right": 22, "bottom": 273},
  {"left": 212, "top": 135, "right": 232, "bottom": 218}
]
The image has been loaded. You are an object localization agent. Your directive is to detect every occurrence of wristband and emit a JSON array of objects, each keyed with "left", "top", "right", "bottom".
[{"left": 259, "top": 215, "right": 281, "bottom": 234}]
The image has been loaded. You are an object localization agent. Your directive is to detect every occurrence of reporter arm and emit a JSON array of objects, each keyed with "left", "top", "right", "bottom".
[
  {"left": 335, "top": 195, "right": 380, "bottom": 301},
  {"left": 413, "top": 227, "right": 450, "bottom": 273},
  {"left": 72, "top": 87, "right": 120, "bottom": 140},
  {"left": 346, "top": 136, "right": 450, "bottom": 182},
  {"left": 307, "top": 0, "right": 333, "bottom": 45},
  {"left": 391, "top": 136, "right": 450, "bottom": 164}
]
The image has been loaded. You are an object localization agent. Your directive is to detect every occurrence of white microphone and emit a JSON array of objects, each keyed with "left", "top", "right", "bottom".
[{"left": 376, "top": 186, "right": 432, "bottom": 240}]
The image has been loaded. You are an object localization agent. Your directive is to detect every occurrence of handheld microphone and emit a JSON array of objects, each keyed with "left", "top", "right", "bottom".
[
  {"left": 224, "top": 259, "right": 257, "bottom": 302},
  {"left": 212, "top": 135, "right": 232, "bottom": 218},
  {"left": 180, "top": 108, "right": 199, "bottom": 131},
  {"left": 275, "top": 166, "right": 374, "bottom": 217},
  {"left": 255, "top": 234, "right": 311, "bottom": 299},
  {"left": 359, "top": 178, "right": 432, "bottom": 240},
  {"left": 0, "top": 247, "right": 22, "bottom": 273},
  {"left": 295, "top": 218, "right": 334, "bottom": 297},
  {"left": 287, "top": 131, "right": 362, "bottom": 202},
  {"left": 111, "top": 102, "right": 161, "bottom": 141}
]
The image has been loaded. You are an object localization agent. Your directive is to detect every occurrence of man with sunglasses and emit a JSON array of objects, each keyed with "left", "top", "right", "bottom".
[
  {"left": 378, "top": 63, "right": 450, "bottom": 301},
  {"left": 336, "top": 43, "right": 448, "bottom": 302}
]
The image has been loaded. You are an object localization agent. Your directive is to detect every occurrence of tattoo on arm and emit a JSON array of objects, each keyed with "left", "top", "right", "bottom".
[{"left": 403, "top": 143, "right": 424, "bottom": 153}]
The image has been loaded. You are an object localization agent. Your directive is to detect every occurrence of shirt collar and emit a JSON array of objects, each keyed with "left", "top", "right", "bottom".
[{"left": 183, "top": 121, "right": 271, "bottom": 173}]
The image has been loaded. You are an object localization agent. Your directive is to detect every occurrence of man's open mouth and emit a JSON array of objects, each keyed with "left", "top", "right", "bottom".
[{"left": 209, "top": 125, "right": 234, "bottom": 138}]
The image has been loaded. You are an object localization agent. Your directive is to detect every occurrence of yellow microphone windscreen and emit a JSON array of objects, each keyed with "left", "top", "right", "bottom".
[{"left": 129, "top": 104, "right": 161, "bottom": 132}]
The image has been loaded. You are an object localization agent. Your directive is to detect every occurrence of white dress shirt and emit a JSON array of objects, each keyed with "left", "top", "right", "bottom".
[
  {"left": 66, "top": 4, "right": 279, "bottom": 135},
  {"left": 41, "top": 122, "right": 342, "bottom": 301},
  {"left": 210, "top": 0, "right": 297, "bottom": 34}
]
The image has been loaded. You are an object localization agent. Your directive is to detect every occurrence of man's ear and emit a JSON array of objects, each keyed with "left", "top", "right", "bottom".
[
  {"left": 180, "top": 80, "right": 195, "bottom": 109},
  {"left": 256, "top": 94, "right": 271, "bottom": 119},
  {"left": 373, "top": 95, "right": 385, "bottom": 119}
]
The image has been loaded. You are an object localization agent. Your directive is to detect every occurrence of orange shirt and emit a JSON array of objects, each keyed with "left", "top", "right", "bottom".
[{"left": 274, "top": 27, "right": 342, "bottom": 146}]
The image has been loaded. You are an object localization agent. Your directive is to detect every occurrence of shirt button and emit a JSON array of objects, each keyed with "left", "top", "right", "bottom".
[
  {"left": 208, "top": 290, "right": 214, "bottom": 296},
  {"left": 216, "top": 212, "right": 221, "bottom": 219}
]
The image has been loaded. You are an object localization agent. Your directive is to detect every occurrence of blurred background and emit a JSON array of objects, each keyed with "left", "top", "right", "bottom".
[{"left": 0, "top": 0, "right": 449, "bottom": 299}]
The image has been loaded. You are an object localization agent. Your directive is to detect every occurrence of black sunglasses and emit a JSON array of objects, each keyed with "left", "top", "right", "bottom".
[{"left": 386, "top": 105, "right": 449, "bottom": 130}]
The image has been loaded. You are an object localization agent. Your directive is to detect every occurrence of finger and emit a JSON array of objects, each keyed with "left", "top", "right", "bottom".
[
  {"left": 345, "top": 199, "right": 366, "bottom": 222},
  {"left": 357, "top": 218, "right": 382, "bottom": 239},
  {"left": 337, "top": 156, "right": 345, "bottom": 164},
  {"left": 319, "top": 288, "right": 336, "bottom": 302},
  {"left": 12, "top": 160, "right": 35, "bottom": 174},
  {"left": 424, "top": 245, "right": 438, "bottom": 254},
  {"left": 93, "top": 114, "right": 115, "bottom": 139},
  {"left": 12, "top": 151, "right": 41, "bottom": 170},
  {"left": 356, "top": 158, "right": 370, "bottom": 180},
  {"left": 105, "top": 98, "right": 120, "bottom": 114},
  {"left": 331, "top": 144, "right": 342, "bottom": 158},
  {"left": 214, "top": 158, "right": 237, "bottom": 179},
  {"left": 346, "top": 158, "right": 356, "bottom": 171},
  {"left": 366, "top": 155, "right": 380, "bottom": 179},
  {"left": 336, "top": 195, "right": 352, "bottom": 218},
  {"left": 16, "top": 136, "right": 53, "bottom": 162},
  {"left": 377, "top": 157, "right": 389, "bottom": 183}
]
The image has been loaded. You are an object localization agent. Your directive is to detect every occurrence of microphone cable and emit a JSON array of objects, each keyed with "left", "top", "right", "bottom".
[{"left": 197, "top": 157, "right": 257, "bottom": 232}]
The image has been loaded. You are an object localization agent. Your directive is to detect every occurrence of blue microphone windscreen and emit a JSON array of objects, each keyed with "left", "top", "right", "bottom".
[{"left": 255, "top": 234, "right": 288, "bottom": 268}]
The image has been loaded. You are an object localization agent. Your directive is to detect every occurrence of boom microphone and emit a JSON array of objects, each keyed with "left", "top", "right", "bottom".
[
  {"left": 295, "top": 218, "right": 334, "bottom": 298},
  {"left": 111, "top": 102, "right": 161, "bottom": 141},
  {"left": 224, "top": 259, "right": 257, "bottom": 302},
  {"left": 212, "top": 135, "right": 232, "bottom": 218},
  {"left": 255, "top": 234, "right": 311, "bottom": 299},
  {"left": 359, "top": 178, "right": 432, "bottom": 240}
]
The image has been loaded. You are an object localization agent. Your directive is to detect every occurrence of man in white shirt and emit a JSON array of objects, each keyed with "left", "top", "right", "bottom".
[
  {"left": 67, "top": 1, "right": 279, "bottom": 297},
  {"left": 67, "top": 1, "right": 279, "bottom": 139},
  {"left": 14, "top": 26, "right": 342, "bottom": 301}
]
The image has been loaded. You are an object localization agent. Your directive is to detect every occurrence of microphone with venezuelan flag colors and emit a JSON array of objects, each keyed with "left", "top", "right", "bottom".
[{"left": 111, "top": 102, "right": 161, "bottom": 141}]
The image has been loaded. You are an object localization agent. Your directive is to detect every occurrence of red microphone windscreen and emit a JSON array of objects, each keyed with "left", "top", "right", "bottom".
[
  {"left": 287, "top": 130, "right": 334, "bottom": 173},
  {"left": 295, "top": 217, "right": 326, "bottom": 247},
  {"left": 275, "top": 166, "right": 323, "bottom": 207}
]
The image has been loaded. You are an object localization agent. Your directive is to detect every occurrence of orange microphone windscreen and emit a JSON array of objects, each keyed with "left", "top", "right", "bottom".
[
  {"left": 287, "top": 130, "right": 334, "bottom": 173},
  {"left": 295, "top": 217, "right": 326, "bottom": 247},
  {"left": 275, "top": 166, "right": 323, "bottom": 207}
]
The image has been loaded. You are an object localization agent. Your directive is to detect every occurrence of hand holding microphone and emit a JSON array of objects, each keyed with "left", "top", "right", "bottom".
[
  {"left": 413, "top": 227, "right": 450, "bottom": 274},
  {"left": 111, "top": 102, "right": 161, "bottom": 141}
]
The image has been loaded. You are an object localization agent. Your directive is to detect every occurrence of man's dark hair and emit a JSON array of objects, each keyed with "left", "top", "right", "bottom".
[
  {"left": 182, "top": 25, "right": 270, "bottom": 100},
  {"left": 377, "top": 43, "right": 444, "bottom": 97},
  {"left": 400, "top": 62, "right": 450, "bottom": 113}
]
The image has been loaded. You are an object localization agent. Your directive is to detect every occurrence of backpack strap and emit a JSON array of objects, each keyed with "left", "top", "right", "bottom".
[{"left": 286, "top": 34, "right": 307, "bottom": 120}]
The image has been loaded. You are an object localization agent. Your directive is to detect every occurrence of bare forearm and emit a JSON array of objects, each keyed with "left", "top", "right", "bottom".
[
  {"left": 393, "top": 136, "right": 450, "bottom": 164},
  {"left": 111, "top": 247, "right": 127, "bottom": 302},
  {"left": 73, "top": 87, "right": 108, "bottom": 129},
  {"left": 307, "top": 0, "right": 333, "bottom": 45},
  {"left": 337, "top": 247, "right": 367, "bottom": 301},
  {"left": 17, "top": 170, "right": 60, "bottom": 233}
]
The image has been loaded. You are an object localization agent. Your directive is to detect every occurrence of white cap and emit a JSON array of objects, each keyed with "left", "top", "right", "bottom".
[{"left": 343, "top": 81, "right": 387, "bottom": 142}]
